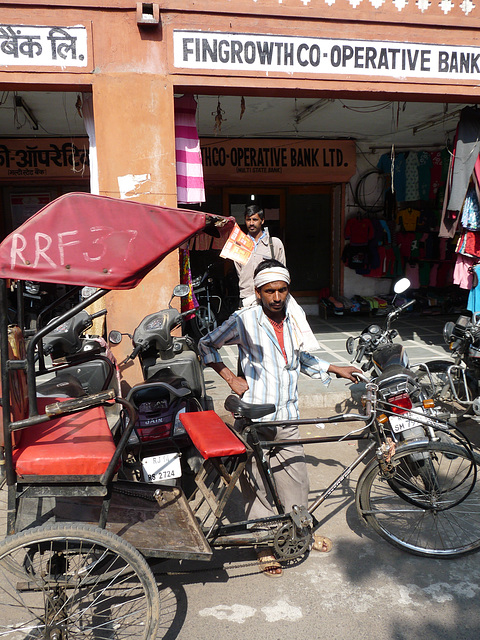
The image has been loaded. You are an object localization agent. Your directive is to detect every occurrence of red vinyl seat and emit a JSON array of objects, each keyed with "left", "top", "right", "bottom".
[
  {"left": 179, "top": 410, "right": 246, "bottom": 459},
  {"left": 13, "top": 398, "right": 115, "bottom": 477}
]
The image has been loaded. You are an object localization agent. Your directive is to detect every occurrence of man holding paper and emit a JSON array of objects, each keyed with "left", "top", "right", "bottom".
[{"left": 235, "top": 204, "right": 285, "bottom": 306}]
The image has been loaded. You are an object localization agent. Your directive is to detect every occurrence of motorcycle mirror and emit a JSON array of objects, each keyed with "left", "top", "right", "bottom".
[
  {"left": 393, "top": 278, "right": 411, "bottom": 295},
  {"left": 173, "top": 284, "right": 190, "bottom": 298},
  {"left": 346, "top": 336, "right": 355, "bottom": 355},
  {"left": 108, "top": 330, "right": 123, "bottom": 345}
]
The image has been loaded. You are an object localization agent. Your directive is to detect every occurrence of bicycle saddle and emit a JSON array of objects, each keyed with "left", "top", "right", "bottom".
[{"left": 224, "top": 395, "right": 276, "bottom": 419}]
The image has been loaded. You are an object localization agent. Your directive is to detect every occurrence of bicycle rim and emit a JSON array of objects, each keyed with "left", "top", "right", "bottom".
[
  {"left": 356, "top": 441, "right": 480, "bottom": 558},
  {"left": 0, "top": 523, "right": 160, "bottom": 639}
]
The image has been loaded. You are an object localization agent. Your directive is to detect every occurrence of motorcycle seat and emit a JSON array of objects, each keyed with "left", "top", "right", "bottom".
[
  {"left": 376, "top": 364, "right": 417, "bottom": 388},
  {"left": 224, "top": 394, "right": 276, "bottom": 420}
]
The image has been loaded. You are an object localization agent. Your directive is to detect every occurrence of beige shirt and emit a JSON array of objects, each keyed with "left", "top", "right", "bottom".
[{"left": 234, "top": 228, "right": 286, "bottom": 300}]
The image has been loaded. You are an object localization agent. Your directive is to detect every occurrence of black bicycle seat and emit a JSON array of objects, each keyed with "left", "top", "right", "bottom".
[{"left": 224, "top": 395, "right": 276, "bottom": 419}]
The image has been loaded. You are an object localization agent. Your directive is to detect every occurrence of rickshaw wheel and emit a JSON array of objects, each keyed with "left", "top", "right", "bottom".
[
  {"left": 0, "top": 522, "right": 160, "bottom": 639},
  {"left": 273, "top": 522, "right": 312, "bottom": 559}
]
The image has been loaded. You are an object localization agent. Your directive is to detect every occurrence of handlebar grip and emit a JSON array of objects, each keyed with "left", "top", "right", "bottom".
[
  {"left": 44, "top": 389, "right": 116, "bottom": 416},
  {"left": 130, "top": 343, "right": 143, "bottom": 360},
  {"left": 90, "top": 309, "right": 108, "bottom": 320},
  {"left": 355, "top": 345, "right": 366, "bottom": 363}
]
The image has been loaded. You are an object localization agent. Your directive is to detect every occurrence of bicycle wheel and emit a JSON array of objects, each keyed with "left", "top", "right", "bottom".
[
  {"left": 417, "top": 361, "right": 476, "bottom": 421},
  {"left": 188, "top": 305, "right": 217, "bottom": 340},
  {"left": 356, "top": 441, "right": 480, "bottom": 558},
  {"left": 0, "top": 522, "right": 160, "bottom": 639}
]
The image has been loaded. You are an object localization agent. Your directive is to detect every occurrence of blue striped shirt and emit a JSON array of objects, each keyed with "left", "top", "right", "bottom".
[{"left": 198, "top": 305, "right": 331, "bottom": 422}]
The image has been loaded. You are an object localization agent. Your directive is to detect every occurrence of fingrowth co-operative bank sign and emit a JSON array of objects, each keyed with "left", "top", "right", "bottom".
[{"left": 173, "top": 30, "right": 480, "bottom": 81}]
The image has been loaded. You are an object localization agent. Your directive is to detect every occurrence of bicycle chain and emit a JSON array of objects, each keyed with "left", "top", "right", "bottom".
[{"left": 113, "top": 485, "right": 308, "bottom": 574}]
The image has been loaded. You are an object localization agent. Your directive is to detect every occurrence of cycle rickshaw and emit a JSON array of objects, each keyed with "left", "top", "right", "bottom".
[{"left": 0, "top": 192, "right": 480, "bottom": 639}]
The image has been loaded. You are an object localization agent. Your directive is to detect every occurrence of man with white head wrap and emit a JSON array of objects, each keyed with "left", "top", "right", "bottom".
[{"left": 199, "top": 259, "right": 361, "bottom": 577}]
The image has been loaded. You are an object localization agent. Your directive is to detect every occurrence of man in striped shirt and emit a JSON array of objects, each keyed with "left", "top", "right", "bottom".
[{"left": 199, "top": 259, "right": 360, "bottom": 576}]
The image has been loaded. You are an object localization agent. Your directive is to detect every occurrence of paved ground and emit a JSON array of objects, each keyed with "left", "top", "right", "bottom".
[
  {"left": 152, "top": 411, "right": 480, "bottom": 640},
  {"left": 204, "top": 311, "right": 453, "bottom": 415}
]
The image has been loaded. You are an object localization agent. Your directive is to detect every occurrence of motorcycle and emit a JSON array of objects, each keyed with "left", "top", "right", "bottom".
[
  {"left": 187, "top": 263, "right": 222, "bottom": 340},
  {"left": 108, "top": 284, "right": 211, "bottom": 493},
  {"left": 414, "top": 312, "right": 479, "bottom": 421},
  {"left": 345, "top": 278, "right": 447, "bottom": 483}
]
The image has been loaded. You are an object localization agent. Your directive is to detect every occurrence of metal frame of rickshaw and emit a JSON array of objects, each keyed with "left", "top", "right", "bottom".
[
  {"left": 0, "top": 191, "right": 477, "bottom": 578},
  {"left": 0, "top": 193, "right": 239, "bottom": 551}
]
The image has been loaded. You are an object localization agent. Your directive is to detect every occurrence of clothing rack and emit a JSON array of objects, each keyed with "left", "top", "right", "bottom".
[{"left": 369, "top": 143, "right": 447, "bottom": 153}]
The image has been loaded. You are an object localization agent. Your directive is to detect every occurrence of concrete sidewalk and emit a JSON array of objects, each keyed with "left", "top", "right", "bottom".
[{"left": 203, "top": 311, "right": 453, "bottom": 413}]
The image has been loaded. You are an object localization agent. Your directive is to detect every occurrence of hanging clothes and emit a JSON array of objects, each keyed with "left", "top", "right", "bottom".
[
  {"left": 377, "top": 152, "right": 406, "bottom": 201},
  {"left": 453, "top": 254, "right": 477, "bottom": 289},
  {"left": 446, "top": 106, "right": 480, "bottom": 218},
  {"left": 404, "top": 151, "right": 420, "bottom": 202},
  {"left": 179, "top": 246, "right": 198, "bottom": 319},
  {"left": 460, "top": 185, "right": 480, "bottom": 230},
  {"left": 468, "top": 264, "right": 480, "bottom": 314},
  {"left": 174, "top": 94, "right": 205, "bottom": 204},
  {"left": 417, "top": 151, "right": 433, "bottom": 201}
]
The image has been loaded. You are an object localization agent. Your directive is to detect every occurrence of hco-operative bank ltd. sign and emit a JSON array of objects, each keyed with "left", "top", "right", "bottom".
[{"left": 173, "top": 30, "right": 480, "bottom": 81}]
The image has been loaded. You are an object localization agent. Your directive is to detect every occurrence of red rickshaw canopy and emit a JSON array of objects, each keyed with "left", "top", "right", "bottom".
[{"left": 0, "top": 193, "right": 234, "bottom": 290}]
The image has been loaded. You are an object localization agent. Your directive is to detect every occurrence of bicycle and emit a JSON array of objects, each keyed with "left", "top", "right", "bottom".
[{"left": 184, "top": 380, "right": 480, "bottom": 560}]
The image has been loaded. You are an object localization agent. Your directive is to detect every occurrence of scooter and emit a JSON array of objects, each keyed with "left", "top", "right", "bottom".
[
  {"left": 39, "top": 304, "right": 119, "bottom": 399},
  {"left": 108, "top": 284, "right": 212, "bottom": 492}
]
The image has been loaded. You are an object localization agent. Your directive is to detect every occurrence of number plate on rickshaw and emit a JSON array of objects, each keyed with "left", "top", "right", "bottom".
[{"left": 141, "top": 452, "right": 182, "bottom": 483}]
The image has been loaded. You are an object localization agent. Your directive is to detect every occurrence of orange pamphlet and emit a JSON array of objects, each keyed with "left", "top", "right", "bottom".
[{"left": 220, "top": 224, "right": 254, "bottom": 265}]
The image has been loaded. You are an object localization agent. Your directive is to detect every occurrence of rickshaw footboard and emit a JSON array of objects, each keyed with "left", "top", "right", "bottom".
[{"left": 15, "top": 480, "right": 212, "bottom": 561}]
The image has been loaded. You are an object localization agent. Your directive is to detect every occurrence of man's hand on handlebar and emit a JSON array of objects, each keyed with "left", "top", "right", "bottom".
[{"left": 328, "top": 364, "right": 364, "bottom": 383}]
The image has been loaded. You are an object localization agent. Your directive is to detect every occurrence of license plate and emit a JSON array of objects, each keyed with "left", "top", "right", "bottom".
[
  {"left": 389, "top": 415, "right": 415, "bottom": 434},
  {"left": 141, "top": 452, "right": 182, "bottom": 483}
]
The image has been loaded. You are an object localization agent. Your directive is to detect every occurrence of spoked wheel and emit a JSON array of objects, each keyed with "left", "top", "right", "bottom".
[
  {"left": 0, "top": 523, "right": 160, "bottom": 639},
  {"left": 416, "top": 362, "right": 476, "bottom": 421},
  {"left": 188, "top": 305, "right": 217, "bottom": 340},
  {"left": 356, "top": 441, "right": 480, "bottom": 558}
]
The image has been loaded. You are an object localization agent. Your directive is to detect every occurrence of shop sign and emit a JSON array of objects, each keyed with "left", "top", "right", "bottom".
[
  {"left": 174, "top": 30, "right": 480, "bottom": 82},
  {"left": 200, "top": 139, "right": 356, "bottom": 183},
  {"left": 0, "top": 138, "right": 90, "bottom": 180},
  {"left": 0, "top": 24, "right": 89, "bottom": 70}
]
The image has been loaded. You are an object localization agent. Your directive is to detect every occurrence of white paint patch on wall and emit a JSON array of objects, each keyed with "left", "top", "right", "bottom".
[{"left": 117, "top": 173, "right": 152, "bottom": 199}]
